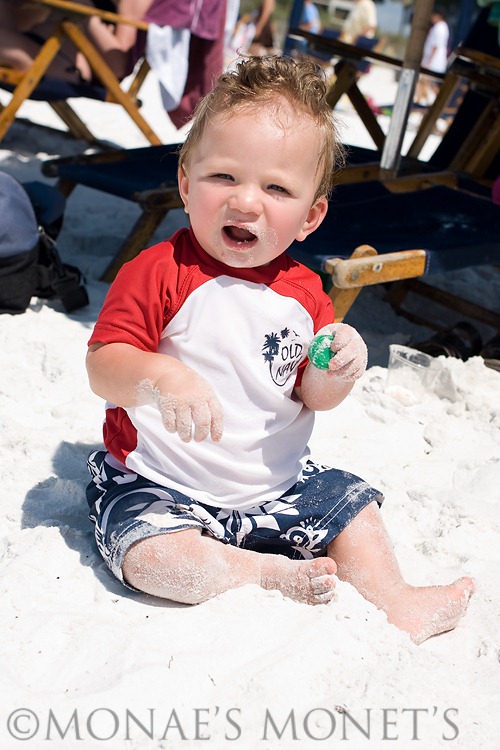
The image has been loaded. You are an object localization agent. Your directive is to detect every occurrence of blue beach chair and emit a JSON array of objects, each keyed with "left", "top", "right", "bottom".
[
  {"left": 289, "top": 181, "right": 500, "bottom": 327},
  {"left": 42, "top": 143, "right": 183, "bottom": 280},
  {"left": 42, "top": 146, "right": 500, "bottom": 330}
]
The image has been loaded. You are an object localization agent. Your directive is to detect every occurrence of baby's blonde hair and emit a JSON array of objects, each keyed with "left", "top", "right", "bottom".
[{"left": 178, "top": 55, "right": 345, "bottom": 201}]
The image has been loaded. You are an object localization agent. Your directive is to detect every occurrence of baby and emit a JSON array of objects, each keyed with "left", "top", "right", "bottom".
[{"left": 86, "top": 55, "right": 474, "bottom": 644}]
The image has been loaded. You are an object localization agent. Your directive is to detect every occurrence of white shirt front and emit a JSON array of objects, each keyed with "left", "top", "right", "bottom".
[{"left": 90, "top": 229, "right": 334, "bottom": 510}]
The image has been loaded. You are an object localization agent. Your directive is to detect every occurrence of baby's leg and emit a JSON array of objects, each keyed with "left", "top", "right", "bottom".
[
  {"left": 122, "top": 528, "right": 337, "bottom": 605},
  {"left": 327, "top": 501, "right": 475, "bottom": 644}
]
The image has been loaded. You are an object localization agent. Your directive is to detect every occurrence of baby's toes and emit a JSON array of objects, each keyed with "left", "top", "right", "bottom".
[
  {"left": 311, "top": 573, "right": 337, "bottom": 596},
  {"left": 308, "top": 557, "right": 337, "bottom": 578},
  {"left": 313, "top": 582, "right": 337, "bottom": 604}
]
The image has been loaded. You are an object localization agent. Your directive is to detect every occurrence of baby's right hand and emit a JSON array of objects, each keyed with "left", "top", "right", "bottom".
[{"left": 154, "top": 368, "right": 223, "bottom": 443}]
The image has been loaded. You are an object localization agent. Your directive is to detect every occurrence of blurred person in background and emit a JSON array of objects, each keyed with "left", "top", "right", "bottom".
[
  {"left": 338, "top": 0, "right": 377, "bottom": 44},
  {"left": 415, "top": 6, "right": 449, "bottom": 105},
  {"left": 300, "top": 0, "right": 322, "bottom": 34}
]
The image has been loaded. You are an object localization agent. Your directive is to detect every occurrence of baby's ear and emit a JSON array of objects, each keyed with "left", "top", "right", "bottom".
[
  {"left": 295, "top": 196, "right": 328, "bottom": 242},
  {"left": 178, "top": 167, "right": 189, "bottom": 211}
]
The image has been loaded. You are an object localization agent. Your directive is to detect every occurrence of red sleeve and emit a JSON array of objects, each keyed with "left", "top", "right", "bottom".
[
  {"left": 313, "top": 285, "right": 335, "bottom": 333},
  {"left": 88, "top": 242, "right": 175, "bottom": 352},
  {"left": 295, "top": 278, "right": 334, "bottom": 387}
]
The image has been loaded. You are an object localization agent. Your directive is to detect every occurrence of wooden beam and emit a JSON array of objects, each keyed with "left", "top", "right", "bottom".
[
  {"left": 389, "top": 278, "right": 500, "bottom": 330},
  {"left": 326, "top": 61, "right": 358, "bottom": 108},
  {"left": 380, "top": 0, "right": 436, "bottom": 176},
  {"left": 327, "top": 245, "right": 378, "bottom": 321},
  {"left": 0, "top": 28, "right": 64, "bottom": 141},
  {"left": 325, "top": 248, "right": 428, "bottom": 288},
  {"left": 31, "top": 0, "right": 149, "bottom": 30},
  {"left": 61, "top": 20, "right": 162, "bottom": 145},
  {"left": 407, "top": 72, "right": 462, "bottom": 159}
]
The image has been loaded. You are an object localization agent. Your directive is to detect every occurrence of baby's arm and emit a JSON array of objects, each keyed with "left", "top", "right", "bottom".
[
  {"left": 295, "top": 323, "right": 368, "bottom": 411},
  {"left": 86, "top": 342, "right": 223, "bottom": 443}
]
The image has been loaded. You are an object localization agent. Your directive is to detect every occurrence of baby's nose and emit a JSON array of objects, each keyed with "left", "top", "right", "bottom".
[{"left": 228, "top": 185, "right": 262, "bottom": 214}]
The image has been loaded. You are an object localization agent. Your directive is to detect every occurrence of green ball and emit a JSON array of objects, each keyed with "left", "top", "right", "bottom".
[{"left": 308, "top": 334, "right": 335, "bottom": 370}]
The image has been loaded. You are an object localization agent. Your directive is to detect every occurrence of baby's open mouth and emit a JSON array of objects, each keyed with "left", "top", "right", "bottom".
[{"left": 223, "top": 225, "right": 257, "bottom": 244}]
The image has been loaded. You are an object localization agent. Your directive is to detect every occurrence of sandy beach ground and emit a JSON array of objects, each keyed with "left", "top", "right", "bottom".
[{"left": 0, "top": 62, "right": 499, "bottom": 750}]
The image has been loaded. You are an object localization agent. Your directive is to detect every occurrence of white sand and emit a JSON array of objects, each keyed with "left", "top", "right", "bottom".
[{"left": 1, "top": 66, "right": 499, "bottom": 749}]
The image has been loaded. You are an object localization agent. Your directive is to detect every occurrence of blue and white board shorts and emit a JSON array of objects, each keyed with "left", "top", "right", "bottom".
[{"left": 86, "top": 450, "right": 383, "bottom": 585}]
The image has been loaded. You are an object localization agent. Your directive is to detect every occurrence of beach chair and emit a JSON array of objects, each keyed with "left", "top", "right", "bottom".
[
  {"left": 289, "top": 180, "right": 500, "bottom": 328},
  {"left": 40, "top": 4, "right": 500, "bottom": 326},
  {"left": 42, "top": 143, "right": 183, "bottom": 280},
  {"left": 298, "top": 9, "right": 500, "bottom": 329},
  {"left": 288, "top": 7, "right": 500, "bottom": 187},
  {"left": 0, "top": 0, "right": 161, "bottom": 146},
  {"left": 42, "top": 146, "right": 500, "bottom": 330},
  {"left": 405, "top": 7, "right": 500, "bottom": 179},
  {"left": 286, "top": 29, "right": 411, "bottom": 154},
  {"left": 42, "top": 141, "right": 391, "bottom": 281}
]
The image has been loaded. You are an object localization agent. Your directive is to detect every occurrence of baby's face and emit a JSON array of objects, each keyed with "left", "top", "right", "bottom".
[{"left": 178, "top": 101, "right": 328, "bottom": 269}]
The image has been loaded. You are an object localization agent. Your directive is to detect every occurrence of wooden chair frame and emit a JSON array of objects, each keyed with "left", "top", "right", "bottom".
[
  {"left": 407, "top": 46, "right": 500, "bottom": 177},
  {"left": 44, "top": 144, "right": 500, "bottom": 330},
  {"left": 42, "top": 145, "right": 183, "bottom": 280},
  {"left": 289, "top": 28, "right": 444, "bottom": 155},
  {"left": 290, "top": 25, "right": 500, "bottom": 329},
  {"left": 327, "top": 245, "right": 500, "bottom": 330},
  {"left": 38, "top": 8, "right": 500, "bottom": 329},
  {"left": 326, "top": 245, "right": 427, "bottom": 321},
  {"left": 291, "top": 25, "right": 500, "bottom": 188},
  {"left": 0, "top": 0, "right": 162, "bottom": 146}
]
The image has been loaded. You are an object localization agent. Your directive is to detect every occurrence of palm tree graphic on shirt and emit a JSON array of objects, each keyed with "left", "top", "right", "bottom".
[{"left": 262, "top": 327, "right": 303, "bottom": 386}]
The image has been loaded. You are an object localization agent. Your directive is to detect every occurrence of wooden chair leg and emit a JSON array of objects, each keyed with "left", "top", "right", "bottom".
[
  {"left": 0, "top": 28, "right": 64, "bottom": 141},
  {"left": 326, "top": 61, "right": 358, "bottom": 109},
  {"left": 407, "top": 72, "right": 461, "bottom": 159},
  {"left": 388, "top": 278, "right": 500, "bottom": 330},
  {"left": 327, "top": 245, "right": 378, "bottom": 321},
  {"left": 448, "top": 99, "right": 495, "bottom": 173},
  {"left": 101, "top": 208, "right": 169, "bottom": 282},
  {"left": 326, "top": 60, "right": 385, "bottom": 150},
  {"left": 126, "top": 58, "right": 150, "bottom": 103},
  {"left": 55, "top": 177, "right": 77, "bottom": 198},
  {"left": 348, "top": 83, "right": 386, "bottom": 150},
  {"left": 62, "top": 20, "right": 162, "bottom": 146},
  {"left": 461, "top": 112, "right": 500, "bottom": 178},
  {"left": 49, "top": 101, "right": 99, "bottom": 143}
]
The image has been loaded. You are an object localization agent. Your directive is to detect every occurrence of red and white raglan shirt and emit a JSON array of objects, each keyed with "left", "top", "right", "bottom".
[{"left": 89, "top": 228, "right": 334, "bottom": 511}]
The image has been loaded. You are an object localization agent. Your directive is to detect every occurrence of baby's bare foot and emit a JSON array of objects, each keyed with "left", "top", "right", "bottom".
[
  {"left": 260, "top": 556, "right": 337, "bottom": 605},
  {"left": 386, "top": 576, "right": 476, "bottom": 644}
]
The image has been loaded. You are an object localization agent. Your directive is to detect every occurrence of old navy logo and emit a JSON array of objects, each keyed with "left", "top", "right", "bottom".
[{"left": 262, "top": 327, "right": 304, "bottom": 386}]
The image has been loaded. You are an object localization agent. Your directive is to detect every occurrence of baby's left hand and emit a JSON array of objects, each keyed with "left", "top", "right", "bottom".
[{"left": 317, "top": 323, "right": 368, "bottom": 381}]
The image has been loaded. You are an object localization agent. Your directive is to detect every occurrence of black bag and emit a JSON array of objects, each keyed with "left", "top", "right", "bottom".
[{"left": 0, "top": 171, "right": 89, "bottom": 314}]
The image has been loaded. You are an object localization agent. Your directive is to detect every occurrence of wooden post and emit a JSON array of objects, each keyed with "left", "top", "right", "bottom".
[{"left": 380, "top": 0, "right": 435, "bottom": 176}]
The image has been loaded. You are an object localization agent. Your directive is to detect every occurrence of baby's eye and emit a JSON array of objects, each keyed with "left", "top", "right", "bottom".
[
  {"left": 212, "top": 173, "right": 234, "bottom": 182},
  {"left": 268, "top": 184, "right": 290, "bottom": 195}
]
